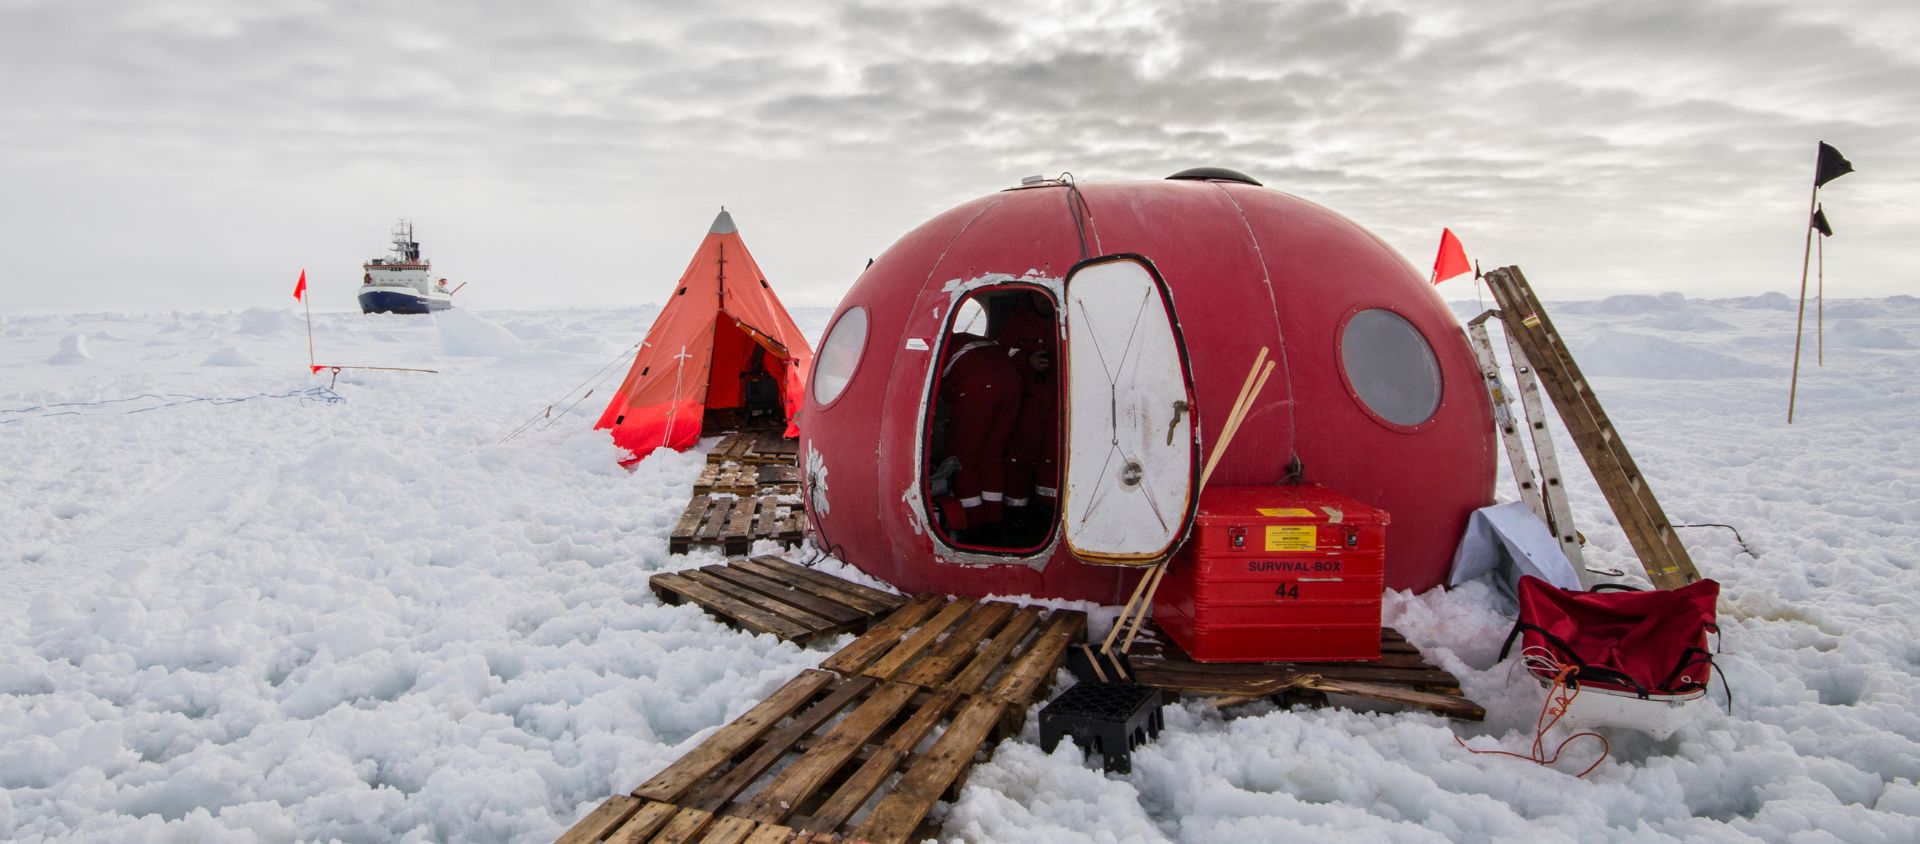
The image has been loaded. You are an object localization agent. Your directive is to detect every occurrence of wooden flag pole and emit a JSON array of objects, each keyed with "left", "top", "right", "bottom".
[
  {"left": 1787, "top": 173, "right": 1819, "bottom": 424},
  {"left": 301, "top": 273, "right": 316, "bottom": 372},
  {"left": 1817, "top": 231, "right": 1825, "bottom": 366}
]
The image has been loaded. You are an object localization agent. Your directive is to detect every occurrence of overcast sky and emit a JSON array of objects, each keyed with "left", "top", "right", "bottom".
[{"left": 2, "top": 0, "right": 1914, "bottom": 314}]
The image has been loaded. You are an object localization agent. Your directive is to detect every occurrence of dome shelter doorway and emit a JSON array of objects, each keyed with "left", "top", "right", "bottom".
[{"left": 923, "top": 285, "right": 1061, "bottom": 555}]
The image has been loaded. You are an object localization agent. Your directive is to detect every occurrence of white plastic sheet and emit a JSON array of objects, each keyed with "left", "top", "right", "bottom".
[{"left": 1447, "top": 501, "right": 1583, "bottom": 600}]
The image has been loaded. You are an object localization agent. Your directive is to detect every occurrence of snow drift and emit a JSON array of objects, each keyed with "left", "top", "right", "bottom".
[
  {"left": 435, "top": 310, "right": 523, "bottom": 357},
  {"left": 1558, "top": 292, "right": 1689, "bottom": 316},
  {"left": 1642, "top": 311, "right": 1735, "bottom": 332},
  {"left": 200, "top": 346, "right": 259, "bottom": 367},
  {"left": 1824, "top": 320, "right": 1912, "bottom": 350},
  {"left": 1575, "top": 330, "right": 1782, "bottom": 379},
  {"left": 238, "top": 308, "right": 298, "bottom": 336},
  {"left": 47, "top": 333, "right": 91, "bottom": 365}
]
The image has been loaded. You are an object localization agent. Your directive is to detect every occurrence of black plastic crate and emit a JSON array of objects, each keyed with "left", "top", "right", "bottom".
[{"left": 1038, "top": 681, "right": 1166, "bottom": 774}]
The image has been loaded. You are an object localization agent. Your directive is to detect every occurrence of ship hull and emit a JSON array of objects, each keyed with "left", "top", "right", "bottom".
[{"left": 359, "top": 288, "right": 451, "bottom": 314}]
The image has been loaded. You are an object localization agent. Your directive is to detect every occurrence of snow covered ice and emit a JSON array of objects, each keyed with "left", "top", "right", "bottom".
[{"left": 3, "top": 296, "right": 1918, "bottom": 842}]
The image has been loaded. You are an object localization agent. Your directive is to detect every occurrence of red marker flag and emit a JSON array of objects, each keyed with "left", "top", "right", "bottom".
[
  {"left": 293, "top": 269, "right": 308, "bottom": 302},
  {"left": 1430, "top": 228, "right": 1470, "bottom": 284}
]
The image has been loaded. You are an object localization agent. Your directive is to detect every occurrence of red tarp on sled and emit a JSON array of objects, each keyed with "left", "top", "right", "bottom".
[{"left": 1509, "top": 575, "right": 1720, "bottom": 695}]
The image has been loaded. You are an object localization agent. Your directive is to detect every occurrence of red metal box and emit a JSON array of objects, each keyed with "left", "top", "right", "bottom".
[{"left": 1152, "top": 484, "right": 1389, "bottom": 662}]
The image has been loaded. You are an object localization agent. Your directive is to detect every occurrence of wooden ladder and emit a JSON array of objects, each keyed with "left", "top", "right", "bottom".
[{"left": 1482, "top": 266, "right": 1702, "bottom": 590}]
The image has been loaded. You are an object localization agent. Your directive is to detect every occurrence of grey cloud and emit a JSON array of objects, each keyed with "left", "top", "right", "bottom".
[
  {"left": 837, "top": 3, "right": 1012, "bottom": 48},
  {"left": 0, "top": 0, "right": 1914, "bottom": 314},
  {"left": 1170, "top": 0, "right": 1413, "bottom": 69}
]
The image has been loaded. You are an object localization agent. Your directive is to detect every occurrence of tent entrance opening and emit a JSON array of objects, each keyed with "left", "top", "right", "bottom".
[{"left": 703, "top": 316, "right": 791, "bottom": 433}]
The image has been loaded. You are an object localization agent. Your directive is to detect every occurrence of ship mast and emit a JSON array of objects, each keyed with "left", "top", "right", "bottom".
[{"left": 384, "top": 219, "right": 425, "bottom": 266}]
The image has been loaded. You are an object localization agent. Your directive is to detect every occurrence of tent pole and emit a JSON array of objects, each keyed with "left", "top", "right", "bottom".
[{"left": 1787, "top": 179, "right": 1818, "bottom": 424}]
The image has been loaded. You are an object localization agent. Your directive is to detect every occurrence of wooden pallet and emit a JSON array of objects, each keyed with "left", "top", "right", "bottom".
[
  {"left": 557, "top": 599, "right": 1088, "bottom": 844},
  {"left": 707, "top": 430, "right": 800, "bottom": 466},
  {"left": 555, "top": 794, "right": 841, "bottom": 844},
  {"left": 1127, "top": 625, "right": 1485, "bottom": 720},
  {"left": 651, "top": 556, "right": 909, "bottom": 643},
  {"left": 669, "top": 491, "right": 806, "bottom": 556},
  {"left": 750, "top": 429, "right": 798, "bottom": 459},
  {"left": 821, "top": 595, "right": 1087, "bottom": 726},
  {"left": 756, "top": 464, "right": 799, "bottom": 487},
  {"left": 693, "top": 461, "right": 763, "bottom": 496}
]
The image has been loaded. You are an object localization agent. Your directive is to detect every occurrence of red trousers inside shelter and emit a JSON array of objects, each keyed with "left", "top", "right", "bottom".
[
  {"left": 1006, "top": 370, "right": 1058, "bottom": 509},
  {"left": 942, "top": 340, "right": 1023, "bottom": 529}
]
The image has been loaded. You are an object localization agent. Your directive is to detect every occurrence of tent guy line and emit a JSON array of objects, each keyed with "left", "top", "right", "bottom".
[{"left": 498, "top": 339, "right": 644, "bottom": 445}]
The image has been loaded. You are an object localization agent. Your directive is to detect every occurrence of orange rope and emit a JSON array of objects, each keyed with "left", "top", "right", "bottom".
[{"left": 1457, "top": 653, "right": 1610, "bottom": 778}]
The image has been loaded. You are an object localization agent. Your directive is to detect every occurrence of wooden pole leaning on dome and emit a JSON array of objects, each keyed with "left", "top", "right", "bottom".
[
  {"left": 1482, "top": 266, "right": 1701, "bottom": 590},
  {"left": 1099, "top": 347, "right": 1274, "bottom": 662}
]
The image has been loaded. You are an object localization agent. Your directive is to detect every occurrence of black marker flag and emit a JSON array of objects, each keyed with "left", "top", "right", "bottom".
[
  {"left": 1791, "top": 143, "right": 1856, "bottom": 423},
  {"left": 1814, "top": 142, "right": 1853, "bottom": 188}
]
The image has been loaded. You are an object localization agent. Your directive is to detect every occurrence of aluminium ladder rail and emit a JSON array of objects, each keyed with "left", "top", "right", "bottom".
[
  {"left": 1481, "top": 266, "right": 1702, "bottom": 590},
  {"left": 1465, "top": 311, "right": 1593, "bottom": 588}
]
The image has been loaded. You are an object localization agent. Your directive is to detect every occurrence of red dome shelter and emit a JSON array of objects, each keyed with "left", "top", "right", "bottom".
[{"left": 799, "top": 171, "right": 1494, "bottom": 603}]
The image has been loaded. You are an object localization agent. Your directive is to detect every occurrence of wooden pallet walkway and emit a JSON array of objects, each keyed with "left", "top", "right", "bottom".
[
  {"left": 707, "top": 430, "right": 800, "bottom": 466},
  {"left": 1127, "top": 625, "right": 1485, "bottom": 720},
  {"left": 669, "top": 491, "right": 806, "bottom": 556},
  {"left": 692, "top": 461, "right": 766, "bottom": 496},
  {"left": 674, "top": 428, "right": 804, "bottom": 557},
  {"left": 651, "top": 556, "right": 909, "bottom": 643},
  {"left": 555, "top": 793, "right": 842, "bottom": 844},
  {"left": 756, "top": 464, "right": 799, "bottom": 487},
  {"left": 557, "top": 598, "right": 1089, "bottom": 844},
  {"left": 822, "top": 594, "right": 1087, "bottom": 730}
]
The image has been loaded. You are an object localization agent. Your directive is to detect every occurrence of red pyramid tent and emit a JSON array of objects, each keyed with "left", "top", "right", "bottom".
[{"left": 596, "top": 209, "right": 814, "bottom": 463}]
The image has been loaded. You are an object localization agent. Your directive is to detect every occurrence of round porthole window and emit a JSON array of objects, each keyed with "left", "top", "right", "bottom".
[
  {"left": 1339, "top": 308, "right": 1441, "bottom": 429},
  {"left": 812, "top": 306, "right": 868, "bottom": 406}
]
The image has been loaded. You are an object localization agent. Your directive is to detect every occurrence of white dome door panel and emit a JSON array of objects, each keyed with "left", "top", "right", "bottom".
[{"left": 1060, "top": 254, "right": 1200, "bottom": 566}]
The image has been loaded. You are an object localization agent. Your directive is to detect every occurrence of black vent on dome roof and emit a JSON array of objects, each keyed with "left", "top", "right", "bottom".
[{"left": 1166, "top": 166, "right": 1262, "bottom": 186}]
